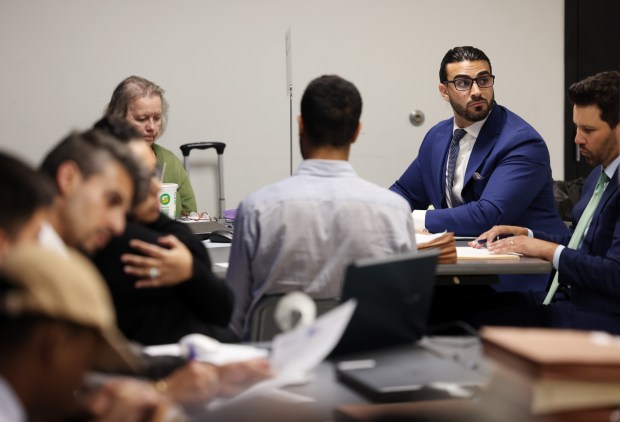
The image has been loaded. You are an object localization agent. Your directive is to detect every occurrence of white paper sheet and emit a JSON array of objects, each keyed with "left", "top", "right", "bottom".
[
  {"left": 415, "top": 231, "right": 447, "bottom": 245},
  {"left": 456, "top": 246, "right": 520, "bottom": 260},
  {"left": 210, "top": 300, "right": 357, "bottom": 408}
]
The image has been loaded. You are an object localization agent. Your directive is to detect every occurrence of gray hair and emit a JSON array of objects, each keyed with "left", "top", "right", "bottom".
[
  {"left": 40, "top": 129, "right": 151, "bottom": 208},
  {"left": 104, "top": 76, "right": 169, "bottom": 138}
]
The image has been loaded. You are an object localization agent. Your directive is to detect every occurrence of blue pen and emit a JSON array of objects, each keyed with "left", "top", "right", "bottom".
[
  {"left": 476, "top": 233, "right": 515, "bottom": 245},
  {"left": 187, "top": 342, "right": 197, "bottom": 361}
]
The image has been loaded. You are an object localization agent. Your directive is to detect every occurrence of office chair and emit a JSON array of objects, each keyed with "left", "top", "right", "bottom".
[{"left": 249, "top": 295, "right": 340, "bottom": 342}]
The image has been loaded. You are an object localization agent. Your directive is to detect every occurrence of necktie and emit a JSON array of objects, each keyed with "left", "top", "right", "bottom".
[
  {"left": 447, "top": 129, "right": 468, "bottom": 207},
  {"left": 543, "top": 170, "right": 610, "bottom": 304}
]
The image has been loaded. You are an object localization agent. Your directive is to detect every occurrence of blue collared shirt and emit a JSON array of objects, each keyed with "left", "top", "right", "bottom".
[{"left": 226, "top": 159, "right": 417, "bottom": 338}]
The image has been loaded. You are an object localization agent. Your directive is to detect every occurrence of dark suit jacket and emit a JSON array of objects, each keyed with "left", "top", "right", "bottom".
[
  {"left": 535, "top": 165, "right": 620, "bottom": 314},
  {"left": 390, "top": 104, "right": 569, "bottom": 238}
]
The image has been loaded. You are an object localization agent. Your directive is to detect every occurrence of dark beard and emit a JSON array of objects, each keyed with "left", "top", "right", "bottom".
[{"left": 450, "top": 96, "right": 494, "bottom": 123}]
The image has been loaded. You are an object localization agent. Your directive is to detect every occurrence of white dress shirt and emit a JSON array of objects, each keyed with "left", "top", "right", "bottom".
[
  {"left": 412, "top": 116, "right": 489, "bottom": 232},
  {"left": 0, "top": 376, "right": 26, "bottom": 422}
]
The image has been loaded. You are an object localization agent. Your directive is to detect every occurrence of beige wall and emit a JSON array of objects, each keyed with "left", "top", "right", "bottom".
[{"left": 0, "top": 0, "right": 564, "bottom": 214}]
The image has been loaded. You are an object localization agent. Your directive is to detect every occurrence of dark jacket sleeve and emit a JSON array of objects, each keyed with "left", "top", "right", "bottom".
[{"left": 152, "top": 215, "right": 234, "bottom": 327}]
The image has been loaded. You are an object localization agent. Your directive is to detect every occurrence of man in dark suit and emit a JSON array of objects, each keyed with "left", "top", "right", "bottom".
[
  {"left": 469, "top": 71, "right": 620, "bottom": 333},
  {"left": 391, "top": 46, "right": 568, "bottom": 239}
]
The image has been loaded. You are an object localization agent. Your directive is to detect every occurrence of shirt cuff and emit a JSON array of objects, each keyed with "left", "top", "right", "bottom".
[
  {"left": 412, "top": 210, "right": 427, "bottom": 232},
  {"left": 552, "top": 245, "right": 564, "bottom": 270}
]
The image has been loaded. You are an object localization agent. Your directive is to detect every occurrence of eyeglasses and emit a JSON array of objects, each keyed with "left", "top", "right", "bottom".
[{"left": 443, "top": 75, "right": 495, "bottom": 91}]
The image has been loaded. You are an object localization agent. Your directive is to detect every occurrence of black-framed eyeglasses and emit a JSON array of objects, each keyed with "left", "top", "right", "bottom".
[{"left": 443, "top": 75, "right": 495, "bottom": 91}]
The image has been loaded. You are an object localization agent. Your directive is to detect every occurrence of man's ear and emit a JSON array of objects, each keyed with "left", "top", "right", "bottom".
[
  {"left": 439, "top": 83, "right": 449, "bottom": 101},
  {"left": 350, "top": 122, "right": 362, "bottom": 144},
  {"left": 55, "top": 161, "right": 82, "bottom": 197},
  {"left": 297, "top": 116, "right": 304, "bottom": 137}
]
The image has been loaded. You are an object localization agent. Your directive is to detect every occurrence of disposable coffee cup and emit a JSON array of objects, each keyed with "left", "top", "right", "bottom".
[{"left": 159, "top": 183, "right": 178, "bottom": 218}]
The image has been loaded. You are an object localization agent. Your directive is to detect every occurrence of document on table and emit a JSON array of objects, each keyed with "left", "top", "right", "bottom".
[
  {"left": 211, "top": 299, "right": 357, "bottom": 408},
  {"left": 456, "top": 246, "right": 520, "bottom": 260},
  {"left": 415, "top": 232, "right": 448, "bottom": 244}
]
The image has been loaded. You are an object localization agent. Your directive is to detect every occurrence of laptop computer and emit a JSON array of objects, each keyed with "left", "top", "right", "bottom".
[
  {"left": 332, "top": 249, "right": 438, "bottom": 356},
  {"left": 333, "top": 249, "right": 487, "bottom": 402}
]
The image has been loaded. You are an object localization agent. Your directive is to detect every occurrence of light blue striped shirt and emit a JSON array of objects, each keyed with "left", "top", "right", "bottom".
[{"left": 227, "top": 159, "right": 417, "bottom": 339}]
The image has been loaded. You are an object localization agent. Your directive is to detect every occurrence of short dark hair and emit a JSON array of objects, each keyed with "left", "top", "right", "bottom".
[
  {"left": 93, "top": 116, "right": 142, "bottom": 144},
  {"left": 568, "top": 71, "right": 620, "bottom": 129},
  {"left": 439, "top": 46, "right": 492, "bottom": 82},
  {"left": 104, "top": 76, "right": 169, "bottom": 137},
  {"left": 300, "top": 75, "right": 362, "bottom": 148},
  {"left": 40, "top": 129, "right": 150, "bottom": 207},
  {"left": 0, "top": 152, "right": 54, "bottom": 238}
]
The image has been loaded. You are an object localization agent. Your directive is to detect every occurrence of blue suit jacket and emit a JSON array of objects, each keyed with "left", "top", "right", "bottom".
[
  {"left": 535, "top": 165, "right": 620, "bottom": 314},
  {"left": 391, "top": 104, "right": 569, "bottom": 237}
]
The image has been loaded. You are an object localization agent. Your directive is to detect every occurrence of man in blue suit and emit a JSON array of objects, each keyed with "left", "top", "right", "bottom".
[
  {"left": 391, "top": 46, "right": 568, "bottom": 238},
  {"left": 469, "top": 71, "right": 620, "bottom": 333}
]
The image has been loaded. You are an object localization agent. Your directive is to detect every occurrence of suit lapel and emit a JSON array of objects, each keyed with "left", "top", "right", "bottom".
[
  {"left": 584, "top": 167, "right": 619, "bottom": 246},
  {"left": 463, "top": 105, "right": 502, "bottom": 184},
  {"left": 432, "top": 123, "right": 453, "bottom": 207}
]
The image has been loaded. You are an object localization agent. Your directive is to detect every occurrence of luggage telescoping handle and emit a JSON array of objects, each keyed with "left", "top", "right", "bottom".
[{"left": 180, "top": 142, "right": 226, "bottom": 219}]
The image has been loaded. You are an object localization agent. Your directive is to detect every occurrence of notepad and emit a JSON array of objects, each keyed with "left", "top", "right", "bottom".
[{"left": 456, "top": 247, "right": 520, "bottom": 260}]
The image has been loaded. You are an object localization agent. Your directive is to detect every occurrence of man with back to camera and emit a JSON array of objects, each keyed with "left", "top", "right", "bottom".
[
  {"left": 390, "top": 45, "right": 569, "bottom": 293},
  {"left": 227, "top": 74, "right": 417, "bottom": 340},
  {"left": 466, "top": 71, "right": 620, "bottom": 333}
]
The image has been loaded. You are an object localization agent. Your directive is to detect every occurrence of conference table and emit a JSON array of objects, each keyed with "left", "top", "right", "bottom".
[
  {"left": 196, "top": 335, "right": 489, "bottom": 422},
  {"left": 204, "top": 241, "right": 552, "bottom": 286}
]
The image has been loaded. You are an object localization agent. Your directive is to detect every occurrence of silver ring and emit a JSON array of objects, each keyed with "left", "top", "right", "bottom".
[
  {"left": 149, "top": 267, "right": 160, "bottom": 279},
  {"left": 510, "top": 240, "right": 514, "bottom": 246}
]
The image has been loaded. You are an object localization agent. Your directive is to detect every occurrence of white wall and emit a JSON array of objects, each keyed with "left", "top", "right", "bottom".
[{"left": 0, "top": 0, "right": 564, "bottom": 215}]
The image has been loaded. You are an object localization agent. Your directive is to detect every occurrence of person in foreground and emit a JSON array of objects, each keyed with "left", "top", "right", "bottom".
[
  {"left": 227, "top": 74, "right": 416, "bottom": 340},
  {"left": 36, "top": 129, "right": 268, "bottom": 414},
  {"left": 468, "top": 71, "right": 620, "bottom": 333},
  {"left": 105, "top": 75, "right": 197, "bottom": 217},
  {"left": 92, "top": 117, "right": 234, "bottom": 344},
  {"left": 0, "top": 151, "right": 54, "bottom": 265},
  {"left": 0, "top": 245, "right": 172, "bottom": 422},
  {"left": 390, "top": 46, "right": 567, "bottom": 239}
]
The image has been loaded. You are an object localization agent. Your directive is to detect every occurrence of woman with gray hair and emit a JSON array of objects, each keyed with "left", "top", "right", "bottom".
[{"left": 105, "top": 75, "right": 197, "bottom": 217}]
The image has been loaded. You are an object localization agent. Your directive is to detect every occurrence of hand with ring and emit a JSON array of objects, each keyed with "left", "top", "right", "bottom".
[
  {"left": 486, "top": 233, "right": 558, "bottom": 261},
  {"left": 121, "top": 235, "right": 193, "bottom": 288},
  {"left": 469, "top": 225, "right": 526, "bottom": 249}
]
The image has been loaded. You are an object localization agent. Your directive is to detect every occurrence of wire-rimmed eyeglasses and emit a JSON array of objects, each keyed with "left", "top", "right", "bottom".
[{"left": 443, "top": 75, "right": 495, "bottom": 91}]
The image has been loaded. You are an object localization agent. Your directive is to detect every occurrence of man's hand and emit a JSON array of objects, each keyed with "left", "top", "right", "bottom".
[
  {"left": 83, "top": 378, "right": 178, "bottom": 422},
  {"left": 121, "top": 235, "right": 193, "bottom": 288}
]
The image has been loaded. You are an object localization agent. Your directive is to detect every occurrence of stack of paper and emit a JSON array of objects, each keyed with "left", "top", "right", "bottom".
[{"left": 456, "top": 246, "right": 520, "bottom": 260}]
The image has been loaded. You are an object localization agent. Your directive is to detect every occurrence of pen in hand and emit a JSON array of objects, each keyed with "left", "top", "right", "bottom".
[{"left": 476, "top": 233, "right": 515, "bottom": 245}]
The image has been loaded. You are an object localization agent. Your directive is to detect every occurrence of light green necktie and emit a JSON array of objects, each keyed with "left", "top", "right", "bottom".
[{"left": 543, "top": 171, "right": 610, "bottom": 305}]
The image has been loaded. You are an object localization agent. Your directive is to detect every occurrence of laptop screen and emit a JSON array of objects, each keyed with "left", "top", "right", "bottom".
[{"left": 331, "top": 249, "right": 438, "bottom": 356}]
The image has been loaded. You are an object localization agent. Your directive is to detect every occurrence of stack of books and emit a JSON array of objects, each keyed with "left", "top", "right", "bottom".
[{"left": 479, "top": 327, "right": 620, "bottom": 421}]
